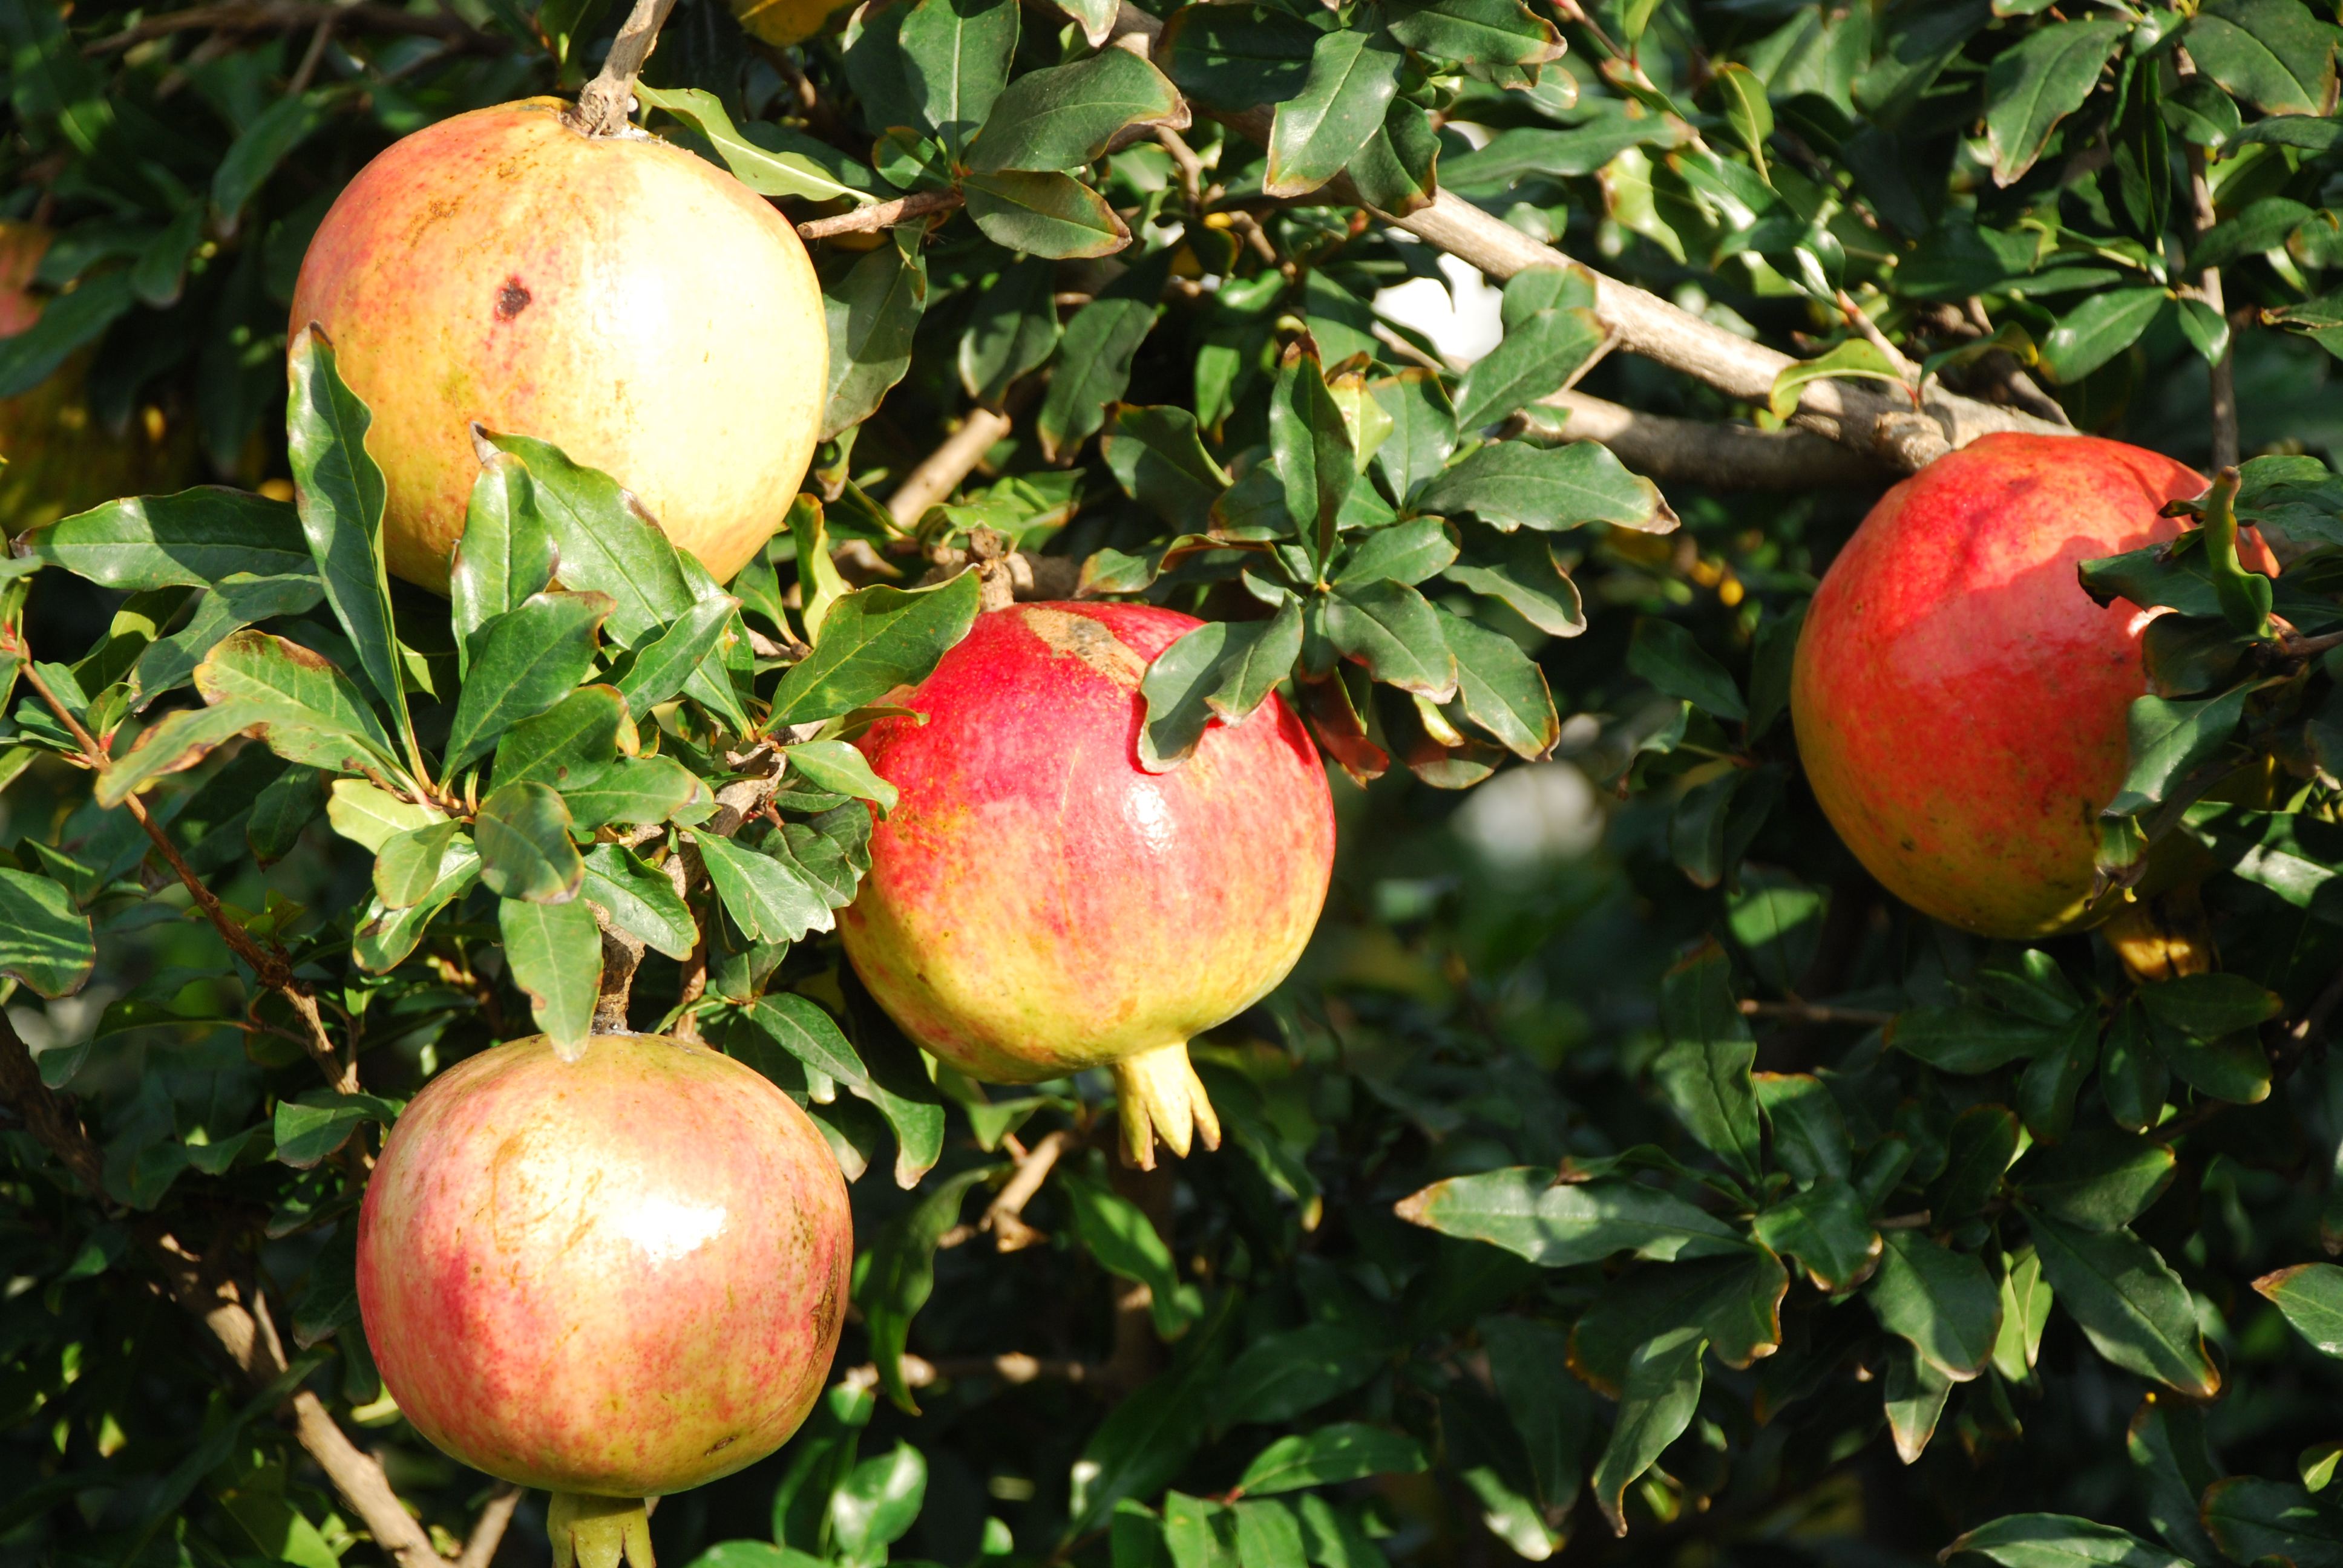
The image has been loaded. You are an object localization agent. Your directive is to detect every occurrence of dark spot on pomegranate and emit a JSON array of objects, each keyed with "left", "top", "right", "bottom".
[
  {"left": 496, "top": 278, "right": 532, "bottom": 320},
  {"left": 705, "top": 1434, "right": 738, "bottom": 1455}
]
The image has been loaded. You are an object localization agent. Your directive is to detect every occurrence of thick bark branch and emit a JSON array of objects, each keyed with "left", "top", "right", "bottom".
[
  {"left": 798, "top": 189, "right": 965, "bottom": 240},
  {"left": 569, "top": 0, "right": 678, "bottom": 137},
  {"left": 1535, "top": 390, "right": 1887, "bottom": 490},
  {"left": 890, "top": 409, "right": 1016, "bottom": 526},
  {"left": 1083, "top": 0, "right": 2069, "bottom": 471}
]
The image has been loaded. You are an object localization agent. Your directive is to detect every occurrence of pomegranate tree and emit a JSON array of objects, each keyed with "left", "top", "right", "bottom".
[
  {"left": 288, "top": 99, "right": 827, "bottom": 591},
  {"left": 839, "top": 603, "right": 1337, "bottom": 1167},
  {"left": 1791, "top": 433, "right": 2213, "bottom": 938},
  {"left": 356, "top": 1034, "right": 851, "bottom": 1566}
]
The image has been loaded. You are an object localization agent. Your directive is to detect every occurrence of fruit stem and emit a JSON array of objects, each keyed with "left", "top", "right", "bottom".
[
  {"left": 549, "top": 1492, "right": 656, "bottom": 1568},
  {"left": 569, "top": 0, "right": 678, "bottom": 139},
  {"left": 1113, "top": 1041, "right": 1222, "bottom": 1171}
]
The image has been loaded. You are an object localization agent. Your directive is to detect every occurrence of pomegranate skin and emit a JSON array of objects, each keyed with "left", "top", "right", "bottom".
[
  {"left": 355, "top": 1034, "right": 850, "bottom": 1495},
  {"left": 1791, "top": 433, "right": 2206, "bottom": 938},
  {"left": 288, "top": 99, "right": 826, "bottom": 592},
  {"left": 839, "top": 603, "right": 1335, "bottom": 1089}
]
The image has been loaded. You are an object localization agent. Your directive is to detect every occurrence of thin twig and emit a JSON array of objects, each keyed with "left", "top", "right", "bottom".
[
  {"left": 1156, "top": 126, "right": 1205, "bottom": 211},
  {"left": 569, "top": 0, "right": 680, "bottom": 138},
  {"left": 457, "top": 1486, "right": 524, "bottom": 1568},
  {"left": 2181, "top": 61, "right": 2241, "bottom": 469},
  {"left": 890, "top": 408, "right": 1016, "bottom": 526},
  {"left": 14, "top": 663, "right": 352, "bottom": 1089},
  {"left": 285, "top": 13, "right": 332, "bottom": 94},
  {"left": 841, "top": 1351, "right": 1097, "bottom": 1393},
  {"left": 1737, "top": 999, "right": 1896, "bottom": 1027},
  {"left": 796, "top": 189, "right": 964, "bottom": 240},
  {"left": 87, "top": 0, "right": 499, "bottom": 54},
  {"left": 982, "top": 1128, "right": 1074, "bottom": 1252}
]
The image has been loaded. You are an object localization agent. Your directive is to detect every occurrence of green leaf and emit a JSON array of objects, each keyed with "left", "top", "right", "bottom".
[
  {"left": 498, "top": 895, "right": 601, "bottom": 1055},
  {"left": 18, "top": 488, "right": 313, "bottom": 589},
  {"left": 1061, "top": 1170, "right": 1206, "bottom": 1338},
  {"left": 2186, "top": 0, "right": 2339, "bottom": 117},
  {"left": 580, "top": 844, "right": 695, "bottom": 961},
  {"left": 2136, "top": 971, "right": 2281, "bottom": 1038},
  {"left": 194, "top": 630, "right": 405, "bottom": 779},
  {"left": 2202, "top": 1480, "right": 2343, "bottom": 1568},
  {"left": 493, "top": 685, "right": 627, "bottom": 791},
  {"left": 2103, "top": 686, "right": 2248, "bottom": 815},
  {"left": 961, "top": 169, "right": 1130, "bottom": 259},
  {"left": 1754, "top": 1071, "right": 1852, "bottom": 1186},
  {"left": 1326, "top": 580, "right": 1454, "bottom": 700},
  {"left": 212, "top": 88, "right": 335, "bottom": 226},
  {"left": 1626, "top": 618, "right": 1744, "bottom": 722},
  {"left": 2014, "top": 1129, "right": 2174, "bottom": 1228},
  {"left": 0, "top": 870, "right": 94, "bottom": 998},
  {"left": 1220, "top": 1322, "right": 1387, "bottom": 1427},
  {"left": 1865, "top": 1229, "right": 1999, "bottom": 1381},
  {"left": 2255, "top": 1261, "right": 2343, "bottom": 1358},
  {"left": 1768, "top": 339, "right": 1909, "bottom": 419},
  {"left": 1450, "top": 300, "right": 1606, "bottom": 434},
  {"left": 1568, "top": 1252, "right": 1786, "bottom": 1390},
  {"left": 1037, "top": 249, "right": 1175, "bottom": 462},
  {"left": 1237, "top": 1426, "right": 1427, "bottom": 1497},
  {"left": 2039, "top": 288, "right": 2170, "bottom": 385},
  {"left": 326, "top": 779, "right": 444, "bottom": 852},
  {"left": 451, "top": 451, "right": 557, "bottom": 676},
  {"left": 1887, "top": 1004, "right": 2064, "bottom": 1074},
  {"left": 1982, "top": 21, "right": 2127, "bottom": 185},
  {"left": 131, "top": 573, "right": 325, "bottom": 710},
  {"left": 441, "top": 593, "right": 612, "bottom": 777},
  {"left": 856, "top": 1166, "right": 992, "bottom": 1411},
  {"left": 1412, "top": 440, "right": 1674, "bottom": 535},
  {"left": 1368, "top": 370, "right": 1457, "bottom": 504},
  {"left": 824, "top": 232, "right": 930, "bottom": 440},
  {"left": 637, "top": 83, "right": 883, "bottom": 204},
  {"left": 1945, "top": 1514, "right": 2191, "bottom": 1568},
  {"left": 1337, "top": 518, "right": 1456, "bottom": 589},
  {"left": 272, "top": 1091, "right": 401, "bottom": 1169},
  {"left": 1395, "top": 1168, "right": 1749, "bottom": 1267},
  {"left": 768, "top": 573, "right": 981, "bottom": 727},
  {"left": 1160, "top": 4, "right": 1318, "bottom": 112},
  {"left": 1265, "top": 27, "right": 1405, "bottom": 198},
  {"left": 1653, "top": 941, "right": 1760, "bottom": 1181},
  {"left": 897, "top": 0, "right": 1018, "bottom": 154},
  {"left": 1590, "top": 1325, "right": 1705, "bottom": 1537},
  {"left": 966, "top": 48, "right": 1181, "bottom": 172},
  {"left": 373, "top": 820, "right": 468, "bottom": 909},
  {"left": 784, "top": 740, "right": 898, "bottom": 812},
  {"left": 1270, "top": 339, "right": 1353, "bottom": 570},
  {"left": 1752, "top": 1177, "right": 1881, "bottom": 1292},
  {"left": 1438, "top": 612, "right": 1557, "bottom": 759},
  {"left": 474, "top": 782, "right": 584, "bottom": 904},
  {"left": 960, "top": 256, "right": 1060, "bottom": 406},
  {"left": 1882, "top": 1342, "right": 1954, "bottom": 1465},
  {"left": 1935, "top": 1103, "right": 2020, "bottom": 1224},
  {"left": 613, "top": 598, "right": 738, "bottom": 716},
  {"left": 1442, "top": 531, "right": 1582, "bottom": 638},
  {"left": 285, "top": 327, "right": 414, "bottom": 754},
  {"left": 0, "top": 269, "right": 134, "bottom": 398},
  {"left": 1104, "top": 405, "right": 1231, "bottom": 534},
  {"left": 1348, "top": 97, "right": 1440, "bottom": 215},
  {"left": 1992, "top": 1247, "right": 2054, "bottom": 1382},
  {"left": 692, "top": 825, "right": 860, "bottom": 944},
  {"left": 2027, "top": 1212, "right": 2218, "bottom": 1396},
  {"left": 1138, "top": 604, "right": 1305, "bottom": 771},
  {"left": 830, "top": 1443, "right": 927, "bottom": 1568},
  {"left": 1386, "top": 0, "right": 1562, "bottom": 67}
]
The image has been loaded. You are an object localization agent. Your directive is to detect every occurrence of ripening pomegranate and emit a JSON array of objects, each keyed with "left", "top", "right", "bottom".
[
  {"left": 1792, "top": 433, "right": 2226, "bottom": 937},
  {"left": 840, "top": 603, "right": 1336, "bottom": 1167},
  {"left": 356, "top": 1033, "right": 850, "bottom": 1559},
  {"left": 289, "top": 99, "right": 826, "bottom": 592}
]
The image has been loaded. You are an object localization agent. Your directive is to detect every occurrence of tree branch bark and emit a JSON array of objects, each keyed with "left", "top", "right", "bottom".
[
  {"left": 1084, "top": 0, "right": 2070, "bottom": 472},
  {"left": 569, "top": 0, "right": 678, "bottom": 137},
  {"left": 87, "top": 0, "right": 502, "bottom": 54},
  {"left": 1533, "top": 390, "right": 1888, "bottom": 490},
  {"left": 798, "top": 189, "right": 965, "bottom": 240}
]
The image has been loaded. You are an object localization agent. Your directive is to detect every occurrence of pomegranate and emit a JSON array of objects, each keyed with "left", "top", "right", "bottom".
[
  {"left": 1791, "top": 433, "right": 2217, "bottom": 937},
  {"left": 356, "top": 1033, "right": 850, "bottom": 1560},
  {"left": 839, "top": 603, "right": 1337, "bottom": 1167},
  {"left": 288, "top": 99, "right": 826, "bottom": 591},
  {"left": 0, "top": 222, "right": 194, "bottom": 533}
]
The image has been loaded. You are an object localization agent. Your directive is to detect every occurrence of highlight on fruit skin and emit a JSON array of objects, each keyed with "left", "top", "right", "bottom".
[
  {"left": 1790, "top": 431, "right": 2234, "bottom": 939},
  {"left": 839, "top": 602, "right": 1337, "bottom": 1169},
  {"left": 355, "top": 1033, "right": 853, "bottom": 1567},
  {"left": 287, "top": 97, "right": 827, "bottom": 593}
]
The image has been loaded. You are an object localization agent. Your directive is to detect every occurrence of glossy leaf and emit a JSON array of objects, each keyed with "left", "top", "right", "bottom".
[
  {"left": 1395, "top": 1168, "right": 1748, "bottom": 1266},
  {"left": 2027, "top": 1213, "right": 2218, "bottom": 1396},
  {"left": 1412, "top": 440, "right": 1675, "bottom": 535}
]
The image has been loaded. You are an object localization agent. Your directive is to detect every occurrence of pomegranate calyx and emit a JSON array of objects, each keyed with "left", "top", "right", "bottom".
[
  {"left": 549, "top": 1493, "right": 655, "bottom": 1568},
  {"left": 1113, "top": 1041, "right": 1222, "bottom": 1171}
]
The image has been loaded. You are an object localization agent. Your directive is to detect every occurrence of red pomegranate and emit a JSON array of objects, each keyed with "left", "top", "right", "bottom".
[
  {"left": 356, "top": 1034, "right": 850, "bottom": 1547},
  {"left": 1791, "top": 433, "right": 2225, "bottom": 937},
  {"left": 839, "top": 603, "right": 1336, "bottom": 1166}
]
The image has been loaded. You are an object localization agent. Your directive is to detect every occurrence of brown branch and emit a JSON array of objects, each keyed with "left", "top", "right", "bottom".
[
  {"left": 1533, "top": 390, "right": 1889, "bottom": 491},
  {"left": 2186, "top": 143, "right": 2240, "bottom": 470},
  {"left": 87, "top": 1, "right": 500, "bottom": 55},
  {"left": 890, "top": 408, "right": 1017, "bottom": 527},
  {"left": 0, "top": 1011, "right": 451, "bottom": 1568},
  {"left": 981, "top": 1128, "right": 1075, "bottom": 1252},
  {"left": 797, "top": 189, "right": 965, "bottom": 240},
  {"left": 458, "top": 1486, "right": 524, "bottom": 1568},
  {"left": 569, "top": 0, "right": 680, "bottom": 138},
  {"left": 14, "top": 663, "right": 352, "bottom": 1090},
  {"left": 1072, "top": 0, "right": 2067, "bottom": 471},
  {"left": 842, "top": 1351, "right": 1098, "bottom": 1392}
]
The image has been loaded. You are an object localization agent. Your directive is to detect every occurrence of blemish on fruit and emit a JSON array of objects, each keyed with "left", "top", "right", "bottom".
[
  {"left": 1023, "top": 608, "right": 1145, "bottom": 690},
  {"left": 496, "top": 278, "right": 533, "bottom": 320}
]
